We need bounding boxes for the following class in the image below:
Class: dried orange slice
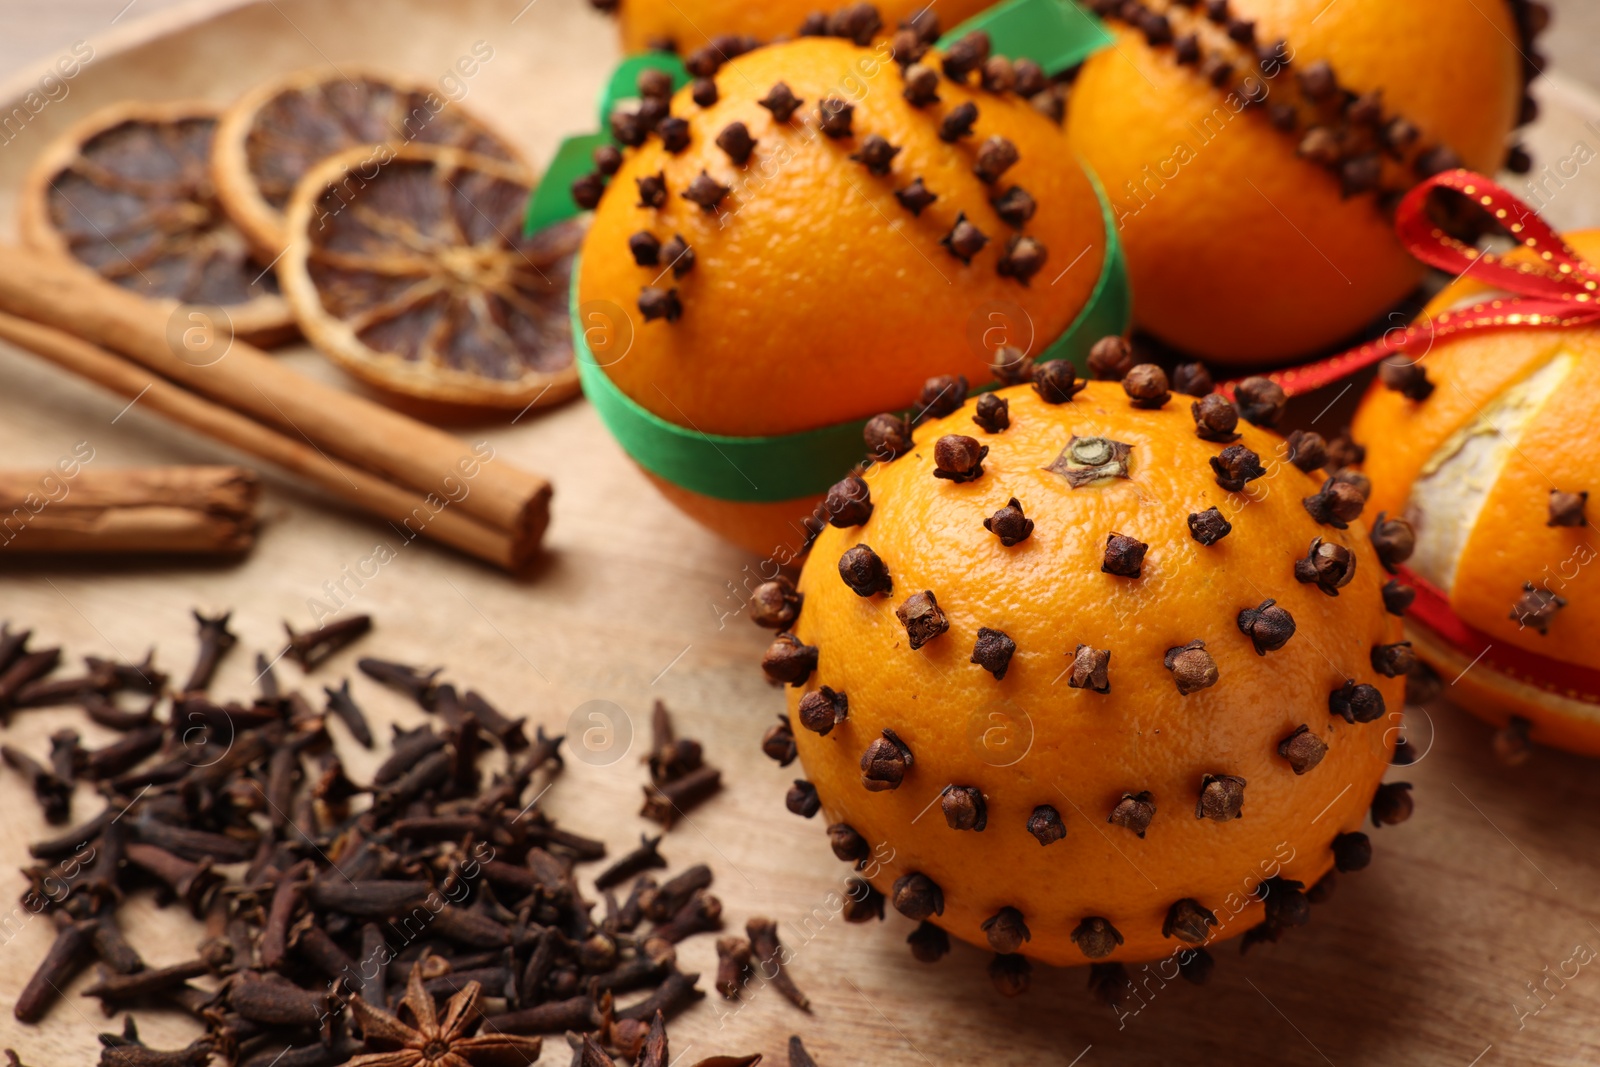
[17,100,294,345]
[277,143,582,411]
[214,67,521,262]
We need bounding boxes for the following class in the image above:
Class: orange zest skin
[1067,0,1521,363]
[612,0,999,54]
[1353,230,1600,752]
[790,382,1400,965]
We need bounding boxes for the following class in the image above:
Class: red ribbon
[1247,169,1600,397]
[1400,567,1600,707]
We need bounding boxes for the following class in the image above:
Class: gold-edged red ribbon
[1254,169,1600,398]
[1402,568,1600,706]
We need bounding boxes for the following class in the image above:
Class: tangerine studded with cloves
[771,379,1406,972]
[575,31,1111,557]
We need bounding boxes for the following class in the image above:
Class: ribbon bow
[1267,169,1600,398]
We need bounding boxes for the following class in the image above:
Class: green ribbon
[938,0,1114,75]
[531,0,1125,503]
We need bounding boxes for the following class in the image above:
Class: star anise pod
[346,953,543,1066]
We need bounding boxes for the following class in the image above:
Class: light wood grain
[2,2,1600,1066]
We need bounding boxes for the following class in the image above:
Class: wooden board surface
[3,2,1600,1064]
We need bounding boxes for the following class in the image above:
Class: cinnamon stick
[0,466,258,554]
[0,312,527,570]
[0,247,549,548]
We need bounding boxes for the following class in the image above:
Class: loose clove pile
[0,610,808,1067]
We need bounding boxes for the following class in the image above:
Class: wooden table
[2,2,1600,1065]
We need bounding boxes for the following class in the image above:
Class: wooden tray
[2,3,1600,1064]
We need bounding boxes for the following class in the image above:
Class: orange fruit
[18,100,295,346]
[577,35,1109,557]
[1352,229,1600,756]
[214,67,521,263]
[602,0,999,55]
[278,145,582,412]
[760,378,1406,978]
[1067,0,1529,363]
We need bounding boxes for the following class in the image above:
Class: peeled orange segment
[278,144,582,411]
[214,68,521,261]
[17,100,294,344]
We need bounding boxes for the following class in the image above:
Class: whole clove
[1032,360,1084,404]
[1369,512,1416,572]
[680,171,730,213]
[281,614,370,671]
[751,578,803,629]
[827,822,869,864]
[1303,477,1367,529]
[16,913,97,1022]
[932,434,987,482]
[1329,680,1386,724]
[321,679,372,748]
[1192,393,1240,441]
[864,412,915,459]
[797,686,848,736]
[937,783,986,831]
[973,136,1019,184]
[3,743,73,824]
[1086,335,1133,380]
[761,632,818,686]
[1278,725,1328,775]
[1234,377,1286,428]
[816,98,854,138]
[1237,599,1296,655]
[840,878,885,923]
[991,185,1036,228]
[1071,916,1124,960]
[996,235,1048,284]
[356,656,438,704]
[1371,782,1414,826]
[1188,507,1232,546]
[1165,641,1219,694]
[747,916,810,1011]
[902,63,941,106]
[1296,536,1356,595]
[1122,363,1171,408]
[181,611,235,694]
[716,936,753,998]
[761,717,798,766]
[942,30,991,81]
[940,213,989,263]
[972,392,1010,433]
[969,628,1015,680]
[894,592,947,650]
[1211,444,1268,492]
[1172,361,1214,396]
[641,765,723,826]
[859,729,913,791]
[596,834,669,890]
[984,498,1033,545]
[1108,791,1156,838]
[1102,533,1149,578]
[1380,358,1435,401]
[759,82,803,121]
[1549,490,1588,528]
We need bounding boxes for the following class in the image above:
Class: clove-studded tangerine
[769,379,1406,976]
[1066,0,1534,363]
[1353,227,1600,757]
[600,0,998,55]
[577,33,1110,556]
